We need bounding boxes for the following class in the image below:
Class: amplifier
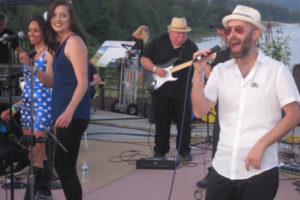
[136,158,178,170]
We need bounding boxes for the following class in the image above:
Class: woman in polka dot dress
[2,15,54,199]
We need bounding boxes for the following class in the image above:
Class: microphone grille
[3,33,9,38]
[2,34,9,44]
[18,31,26,39]
[219,40,227,51]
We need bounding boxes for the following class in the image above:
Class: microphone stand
[27,49,37,200]
[26,49,67,200]
[34,117,68,153]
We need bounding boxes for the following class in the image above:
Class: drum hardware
[1,40,25,200]
[0,65,22,96]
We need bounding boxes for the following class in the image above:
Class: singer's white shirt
[204,50,300,180]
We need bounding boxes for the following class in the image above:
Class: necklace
[34,45,47,60]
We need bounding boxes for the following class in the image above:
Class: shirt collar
[225,48,266,69]
[257,49,267,65]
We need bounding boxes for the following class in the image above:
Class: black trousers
[152,95,191,155]
[54,119,89,200]
[206,167,279,200]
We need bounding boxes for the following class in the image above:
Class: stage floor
[1,110,300,200]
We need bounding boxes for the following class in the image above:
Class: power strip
[136,158,178,170]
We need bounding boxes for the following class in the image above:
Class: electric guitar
[144,58,193,92]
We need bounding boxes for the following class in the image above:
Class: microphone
[0,31,26,42]
[27,49,37,59]
[194,41,227,62]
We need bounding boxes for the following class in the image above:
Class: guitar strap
[176,42,185,64]
[144,42,187,93]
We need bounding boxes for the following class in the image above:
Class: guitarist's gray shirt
[143,33,198,101]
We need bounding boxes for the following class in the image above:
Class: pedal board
[136,158,178,170]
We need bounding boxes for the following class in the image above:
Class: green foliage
[0,0,298,57]
[258,28,291,66]
[235,0,290,22]
[211,0,235,10]
[0,5,48,32]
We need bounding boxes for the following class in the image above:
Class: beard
[229,31,253,59]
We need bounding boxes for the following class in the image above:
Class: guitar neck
[169,60,193,73]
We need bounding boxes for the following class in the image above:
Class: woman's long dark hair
[46,0,86,54]
[28,15,47,50]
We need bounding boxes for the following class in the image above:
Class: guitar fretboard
[169,60,193,73]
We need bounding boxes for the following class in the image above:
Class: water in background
[197,23,300,66]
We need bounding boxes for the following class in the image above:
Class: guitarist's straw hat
[167,17,191,32]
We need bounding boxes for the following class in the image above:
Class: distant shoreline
[192,22,299,43]
[262,21,300,27]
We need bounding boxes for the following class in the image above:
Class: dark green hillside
[1,0,299,55]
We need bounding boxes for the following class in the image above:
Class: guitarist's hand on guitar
[155,67,167,77]
[193,49,213,74]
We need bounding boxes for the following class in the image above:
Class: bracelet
[11,106,16,114]
[133,49,138,55]
[152,66,157,73]
[11,103,21,114]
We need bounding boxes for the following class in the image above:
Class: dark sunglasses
[225,25,245,36]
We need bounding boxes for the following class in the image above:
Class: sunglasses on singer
[225,25,245,36]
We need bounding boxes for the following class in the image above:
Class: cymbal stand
[6,40,15,200]
[2,40,30,200]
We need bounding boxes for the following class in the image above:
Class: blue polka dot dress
[21,51,52,132]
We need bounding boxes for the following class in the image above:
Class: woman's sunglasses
[225,25,245,36]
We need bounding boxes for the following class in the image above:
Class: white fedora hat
[222,5,266,32]
[167,17,191,32]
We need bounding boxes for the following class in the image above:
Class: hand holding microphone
[193,41,227,62]
[20,49,37,75]
[19,52,30,65]
[193,41,226,73]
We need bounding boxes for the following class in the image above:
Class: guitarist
[140,17,198,161]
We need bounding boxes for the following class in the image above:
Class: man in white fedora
[141,17,198,161]
[192,5,300,200]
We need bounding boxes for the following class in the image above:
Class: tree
[259,28,291,66]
